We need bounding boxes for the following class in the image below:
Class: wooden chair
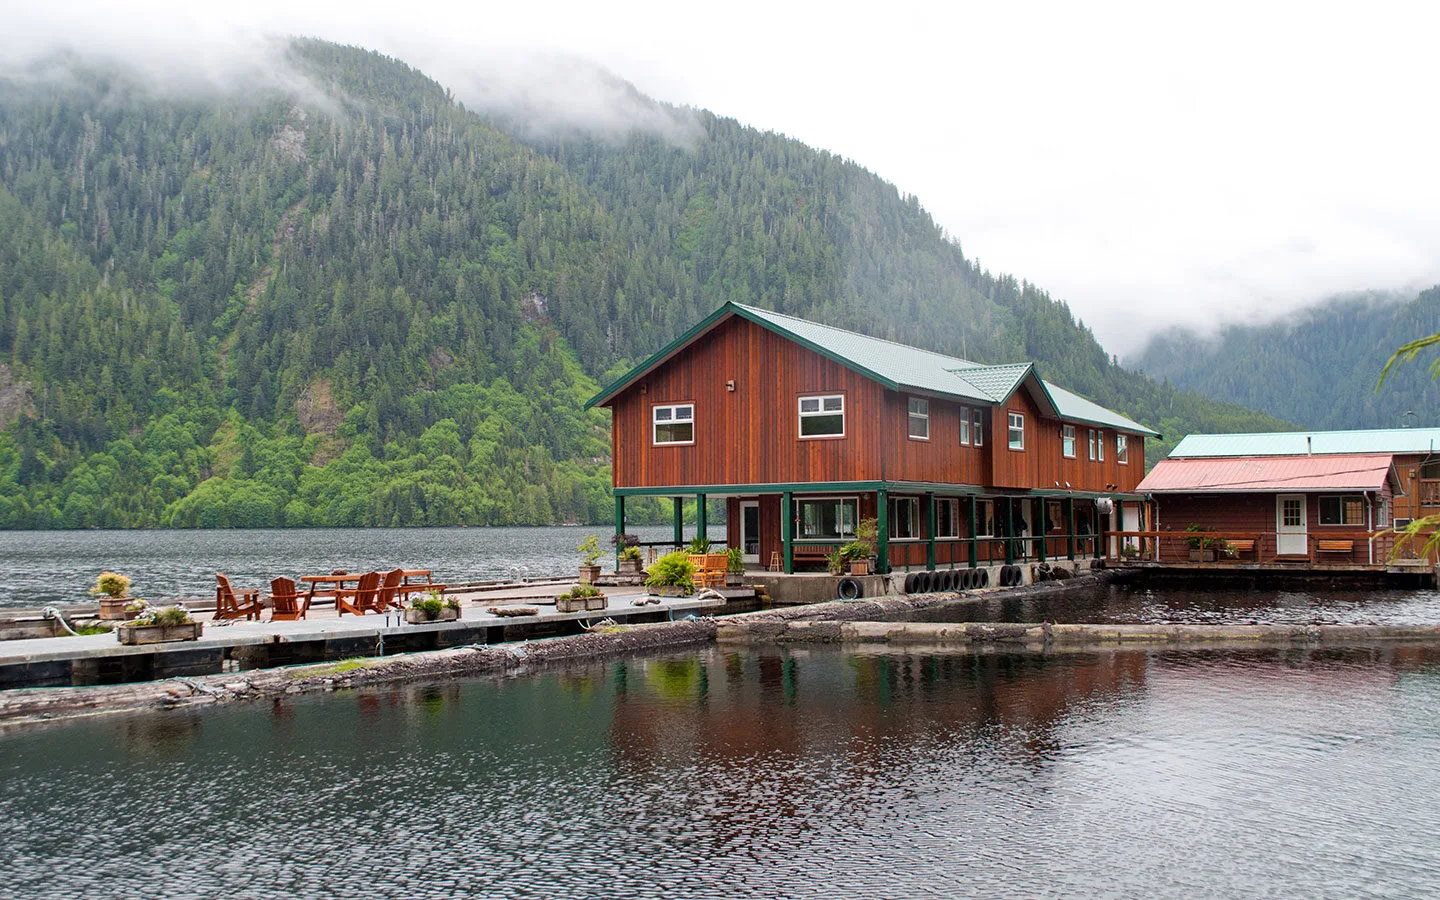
[374,568,407,611]
[268,576,310,621]
[335,571,382,616]
[215,573,262,621]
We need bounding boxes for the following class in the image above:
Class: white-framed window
[888,495,920,539]
[1098,429,1105,461]
[797,497,858,539]
[1116,433,1128,464]
[975,499,994,536]
[1088,429,1098,461]
[1318,495,1364,526]
[653,403,694,445]
[798,394,845,438]
[1062,424,1076,458]
[972,409,983,447]
[1007,412,1025,450]
[936,498,960,538]
[959,406,970,445]
[908,398,930,440]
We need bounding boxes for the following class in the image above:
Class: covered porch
[613,482,1144,574]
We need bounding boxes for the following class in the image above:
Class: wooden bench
[1228,539,1256,559]
[1316,539,1354,556]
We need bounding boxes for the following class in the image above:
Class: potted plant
[850,517,879,575]
[577,535,603,584]
[841,541,870,575]
[612,533,643,574]
[555,582,608,613]
[686,535,712,554]
[826,548,846,576]
[1184,524,1216,562]
[724,547,744,587]
[116,604,202,645]
[617,544,644,575]
[645,551,697,597]
[405,590,461,623]
[91,572,133,620]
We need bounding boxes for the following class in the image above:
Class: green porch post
[614,494,626,570]
[925,492,937,571]
[1095,500,1106,559]
[696,493,707,545]
[1036,499,1046,563]
[876,488,890,574]
[967,498,979,568]
[1004,499,1015,565]
[672,497,684,549]
[781,491,794,574]
[1066,497,1076,561]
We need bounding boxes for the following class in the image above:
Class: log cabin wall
[609,316,887,489]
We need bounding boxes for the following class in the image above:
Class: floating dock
[0,589,731,690]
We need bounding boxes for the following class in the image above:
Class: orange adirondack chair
[268,576,310,621]
[374,568,407,612]
[215,573,262,621]
[335,571,381,616]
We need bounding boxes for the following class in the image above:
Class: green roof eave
[584,302,901,410]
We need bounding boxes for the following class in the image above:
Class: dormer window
[653,404,694,445]
[1062,425,1076,458]
[1116,434,1128,464]
[1007,412,1025,450]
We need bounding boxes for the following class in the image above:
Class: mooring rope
[41,606,81,637]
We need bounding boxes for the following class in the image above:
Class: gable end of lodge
[586,302,1159,574]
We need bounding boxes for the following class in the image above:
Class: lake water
[0,526,725,609]
[2,645,1439,899]
[907,578,1440,627]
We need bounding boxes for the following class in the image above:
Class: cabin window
[1319,495,1364,526]
[936,498,959,538]
[798,497,857,539]
[888,496,920,539]
[958,407,970,445]
[652,404,694,445]
[1097,430,1105,462]
[972,410,983,447]
[908,398,930,440]
[1116,434,1129,464]
[1007,412,1025,450]
[798,394,845,438]
[976,500,995,537]
[1088,429,1098,461]
[1062,425,1076,458]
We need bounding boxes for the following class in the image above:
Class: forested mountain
[1131,287,1440,431]
[0,39,1286,528]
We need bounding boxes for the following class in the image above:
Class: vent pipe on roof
[1306,435,1312,456]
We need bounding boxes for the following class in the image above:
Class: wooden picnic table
[300,570,438,604]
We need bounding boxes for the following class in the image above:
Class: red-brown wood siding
[607,313,1147,494]
[1154,492,1382,564]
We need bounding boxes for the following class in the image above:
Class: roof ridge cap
[736,303,980,366]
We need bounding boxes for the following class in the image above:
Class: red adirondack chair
[268,576,310,621]
[215,573,262,621]
[335,571,382,616]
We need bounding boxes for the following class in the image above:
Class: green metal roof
[586,301,1160,437]
[1171,428,1440,458]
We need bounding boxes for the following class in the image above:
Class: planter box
[556,594,608,613]
[116,622,203,645]
[848,560,871,576]
[617,558,643,576]
[405,607,461,624]
[98,597,131,621]
[724,573,744,587]
[578,564,601,585]
[1187,549,1216,562]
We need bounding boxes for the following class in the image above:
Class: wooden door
[1276,494,1307,556]
[740,501,761,564]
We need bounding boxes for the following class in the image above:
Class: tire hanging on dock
[836,577,863,601]
[979,568,990,588]
[903,572,919,594]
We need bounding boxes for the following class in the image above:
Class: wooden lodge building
[586,302,1159,573]
[1136,428,1440,565]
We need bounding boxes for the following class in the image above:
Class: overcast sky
[8,0,1440,355]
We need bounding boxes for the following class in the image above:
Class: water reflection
[3,646,1440,898]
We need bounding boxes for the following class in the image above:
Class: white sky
[7,0,1440,354]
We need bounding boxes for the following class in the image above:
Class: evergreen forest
[0,40,1291,528]
[1132,287,1440,432]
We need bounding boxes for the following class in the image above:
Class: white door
[1276,495,1307,556]
[740,501,761,565]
